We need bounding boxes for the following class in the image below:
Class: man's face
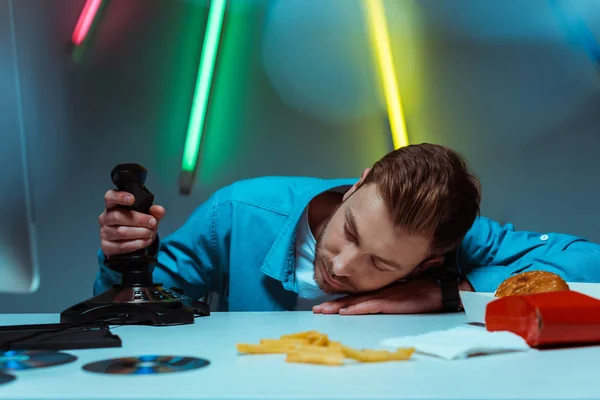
[313,183,434,294]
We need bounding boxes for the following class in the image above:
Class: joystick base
[60,284,210,326]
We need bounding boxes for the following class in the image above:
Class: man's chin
[314,276,333,294]
[317,283,339,295]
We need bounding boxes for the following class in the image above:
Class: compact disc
[82,355,210,375]
[0,373,16,385]
[0,350,77,371]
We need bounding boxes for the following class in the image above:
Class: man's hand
[312,279,446,315]
[99,190,166,257]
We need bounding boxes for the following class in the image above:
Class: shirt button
[540,234,549,241]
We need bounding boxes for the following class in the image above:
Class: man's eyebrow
[347,207,402,270]
[346,207,360,241]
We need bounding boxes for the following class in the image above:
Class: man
[95,143,600,313]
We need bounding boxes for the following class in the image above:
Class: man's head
[313,143,481,294]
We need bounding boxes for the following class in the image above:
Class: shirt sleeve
[93,192,230,301]
[458,217,600,292]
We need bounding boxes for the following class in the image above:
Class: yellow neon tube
[362,0,409,149]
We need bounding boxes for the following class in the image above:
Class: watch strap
[436,275,462,312]
[436,248,463,312]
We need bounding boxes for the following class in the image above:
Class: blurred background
[1,0,599,313]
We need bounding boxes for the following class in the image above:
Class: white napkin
[379,326,532,360]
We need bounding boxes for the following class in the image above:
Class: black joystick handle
[111,163,154,214]
[105,163,157,282]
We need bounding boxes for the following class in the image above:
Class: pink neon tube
[71,0,103,46]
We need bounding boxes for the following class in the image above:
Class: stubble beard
[313,206,352,295]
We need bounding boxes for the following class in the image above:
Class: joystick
[60,164,210,326]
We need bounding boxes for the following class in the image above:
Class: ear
[343,167,371,201]
[407,256,445,278]
[421,256,445,271]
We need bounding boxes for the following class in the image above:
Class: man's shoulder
[214,176,357,215]
[462,215,591,248]
[466,216,500,233]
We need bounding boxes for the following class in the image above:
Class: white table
[0,312,597,400]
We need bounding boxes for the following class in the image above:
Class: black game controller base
[60,283,210,326]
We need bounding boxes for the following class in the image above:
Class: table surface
[0,312,597,400]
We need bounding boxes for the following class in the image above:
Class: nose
[331,246,361,277]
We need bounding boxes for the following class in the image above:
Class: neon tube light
[181,0,227,176]
[72,0,104,46]
[362,0,409,149]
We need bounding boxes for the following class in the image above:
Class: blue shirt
[94,176,600,311]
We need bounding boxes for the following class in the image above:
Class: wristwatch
[436,275,463,312]
[435,249,463,312]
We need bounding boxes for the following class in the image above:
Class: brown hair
[362,143,481,255]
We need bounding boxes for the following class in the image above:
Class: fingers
[313,295,371,314]
[98,210,158,256]
[314,297,400,315]
[149,205,166,221]
[313,294,409,315]
[104,190,134,209]
[101,208,157,228]
[338,299,384,315]
[100,223,156,257]
[99,192,166,258]
[340,298,421,315]
[312,299,341,314]
[102,238,155,257]
[312,298,345,314]
[104,191,166,221]
[100,225,154,242]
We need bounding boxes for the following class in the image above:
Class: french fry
[342,345,415,362]
[286,351,344,366]
[236,342,297,354]
[292,344,344,355]
[340,345,366,361]
[311,334,329,347]
[362,348,415,361]
[326,341,343,351]
[260,338,309,346]
[237,330,415,365]
[279,330,320,339]
[280,330,329,346]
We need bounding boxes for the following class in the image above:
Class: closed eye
[371,256,389,272]
[344,224,357,243]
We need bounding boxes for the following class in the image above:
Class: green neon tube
[181,0,227,173]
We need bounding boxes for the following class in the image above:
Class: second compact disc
[82,355,210,375]
[0,350,77,371]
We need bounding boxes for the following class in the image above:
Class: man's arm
[459,217,600,292]
[94,193,231,301]
[314,218,600,315]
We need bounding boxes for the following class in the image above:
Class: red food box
[485,290,600,347]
